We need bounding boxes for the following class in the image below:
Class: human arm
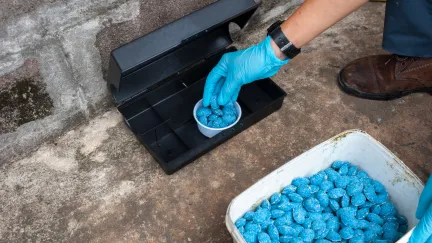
[203,0,369,106]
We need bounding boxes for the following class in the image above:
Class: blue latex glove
[202,36,289,107]
[409,176,432,243]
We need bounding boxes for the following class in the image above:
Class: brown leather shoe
[338,55,432,100]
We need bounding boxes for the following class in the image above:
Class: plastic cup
[193,99,242,138]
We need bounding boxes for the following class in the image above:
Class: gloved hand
[203,36,289,107]
[409,176,432,243]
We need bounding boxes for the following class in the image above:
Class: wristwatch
[267,20,301,59]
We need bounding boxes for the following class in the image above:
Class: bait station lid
[107,0,287,174]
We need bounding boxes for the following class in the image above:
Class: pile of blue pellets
[235,161,408,243]
[196,82,238,128]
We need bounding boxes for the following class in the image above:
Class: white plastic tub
[226,130,424,243]
[193,99,242,138]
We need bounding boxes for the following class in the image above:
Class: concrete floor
[0,0,431,242]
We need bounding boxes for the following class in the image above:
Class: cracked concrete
[0,0,431,242]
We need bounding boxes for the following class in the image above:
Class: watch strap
[269,26,301,59]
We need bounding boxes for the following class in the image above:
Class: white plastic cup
[193,99,242,138]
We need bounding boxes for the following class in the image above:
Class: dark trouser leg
[383,0,432,58]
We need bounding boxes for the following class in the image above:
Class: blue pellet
[267,224,279,240]
[332,161,346,169]
[367,213,384,225]
[244,211,255,220]
[222,106,235,115]
[346,181,364,196]
[368,222,383,234]
[196,107,212,117]
[323,207,332,213]
[382,215,398,222]
[382,221,399,232]
[364,230,378,242]
[311,171,327,185]
[279,195,290,204]
[281,185,297,194]
[208,114,218,121]
[310,185,320,193]
[339,163,349,176]
[357,219,370,229]
[397,215,407,225]
[279,236,292,243]
[328,188,346,199]
[325,168,341,182]
[341,214,358,228]
[270,193,282,205]
[257,232,271,243]
[212,108,223,116]
[348,165,359,176]
[253,209,271,224]
[212,117,223,128]
[236,218,247,228]
[351,193,367,207]
[308,212,323,221]
[293,207,307,224]
[222,114,236,124]
[399,224,408,234]
[303,218,313,229]
[341,194,350,208]
[320,181,335,192]
[277,225,297,236]
[239,226,245,234]
[376,192,389,204]
[300,229,315,242]
[360,177,373,185]
[291,237,305,243]
[245,222,262,233]
[243,231,258,243]
[372,180,386,193]
[315,228,329,240]
[327,217,340,231]
[380,202,397,216]
[354,229,364,237]
[340,226,355,240]
[356,208,369,219]
[335,176,351,189]
[297,185,313,198]
[197,115,208,126]
[329,199,340,212]
[326,230,342,241]
[359,201,374,209]
[312,219,326,231]
[260,219,274,231]
[278,202,299,211]
[271,209,285,219]
[315,240,331,243]
[288,193,304,203]
[292,224,305,236]
[292,178,310,187]
[357,170,369,179]
[322,213,333,221]
[304,197,321,213]
[274,213,293,226]
[261,200,271,210]
[349,237,365,243]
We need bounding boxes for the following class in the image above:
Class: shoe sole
[338,71,432,100]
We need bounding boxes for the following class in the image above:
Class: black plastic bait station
[107,0,287,174]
